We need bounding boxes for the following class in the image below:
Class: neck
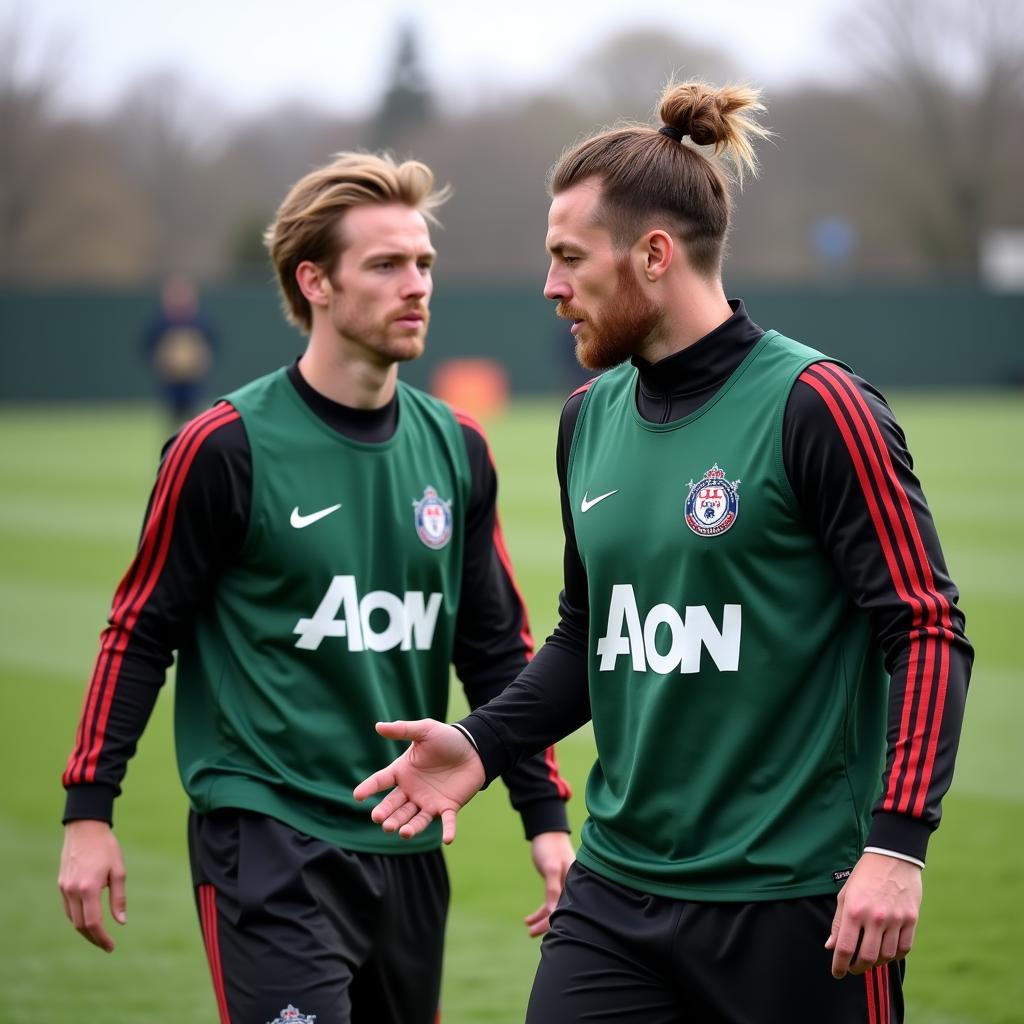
[298,327,398,409]
[638,277,732,365]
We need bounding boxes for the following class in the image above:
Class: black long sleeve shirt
[64,362,571,839]
[460,301,972,865]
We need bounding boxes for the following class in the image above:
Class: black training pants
[526,863,904,1024]
[189,809,447,1024]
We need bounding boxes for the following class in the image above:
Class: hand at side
[524,830,575,937]
[825,851,922,978]
[58,820,127,953]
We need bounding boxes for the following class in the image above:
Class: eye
[417,260,433,272]
[563,255,580,265]
[374,260,394,272]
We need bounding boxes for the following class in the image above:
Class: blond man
[59,153,574,1024]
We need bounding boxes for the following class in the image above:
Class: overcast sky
[6,0,862,118]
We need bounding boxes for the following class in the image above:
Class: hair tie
[659,124,684,142]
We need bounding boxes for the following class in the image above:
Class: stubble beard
[337,306,430,366]
[560,257,663,371]
[380,319,429,364]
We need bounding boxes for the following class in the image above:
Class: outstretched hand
[354,719,486,843]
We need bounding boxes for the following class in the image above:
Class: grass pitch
[0,394,1020,1023]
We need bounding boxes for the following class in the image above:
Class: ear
[638,229,674,282]
[295,260,331,311]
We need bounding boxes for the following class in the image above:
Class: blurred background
[2,0,1023,398]
[1,1,1021,1022]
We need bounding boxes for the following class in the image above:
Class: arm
[59,404,250,951]
[356,393,594,850]
[451,412,574,934]
[785,364,973,977]
[454,389,593,782]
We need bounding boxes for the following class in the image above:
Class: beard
[558,257,663,371]
[334,304,430,365]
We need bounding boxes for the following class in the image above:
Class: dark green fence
[2,283,1021,402]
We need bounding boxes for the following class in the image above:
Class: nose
[544,264,570,303]
[401,265,430,302]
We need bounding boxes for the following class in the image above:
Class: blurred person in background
[143,275,219,427]
[59,152,574,1024]
[356,81,973,1024]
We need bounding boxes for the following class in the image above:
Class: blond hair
[265,152,450,332]
[548,81,771,274]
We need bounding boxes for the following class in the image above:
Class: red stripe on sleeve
[64,405,240,785]
[799,366,953,816]
[452,409,534,656]
[809,364,954,815]
[199,885,232,1024]
[568,377,598,400]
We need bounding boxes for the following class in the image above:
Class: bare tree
[107,70,227,276]
[839,0,1024,277]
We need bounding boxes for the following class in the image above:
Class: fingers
[524,904,547,927]
[829,910,918,978]
[543,872,562,909]
[374,719,432,741]
[897,920,917,962]
[828,852,922,978]
[74,887,115,953]
[369,786,409,824]
[377,801,421,835]
[824,895,841,952]
[876,929,900,965]
[828,910,862,979]
[524,902,552,938]
[525,876,561,938]
[399,809,438,841]
[109,863,127,926]
[60,871,114,952]
[850,922,881,975]
[440,808,458,845]
[353,767,397,803]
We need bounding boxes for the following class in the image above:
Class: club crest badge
[413,486,453,549]
[266,1006,316,1024]
[684,464,740,537]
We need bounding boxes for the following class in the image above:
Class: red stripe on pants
[199,884,232,1024]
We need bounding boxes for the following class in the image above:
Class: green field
[1,395,1021,1023]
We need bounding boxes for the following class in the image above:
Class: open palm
[354,719,486,842]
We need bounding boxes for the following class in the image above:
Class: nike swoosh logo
[290,503,342,529]
[580,489,618,513]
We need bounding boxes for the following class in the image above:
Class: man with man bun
[58,152,574,1024]
[356,82,972,1022]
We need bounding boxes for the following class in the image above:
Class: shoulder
[790,363,899,433]
[159,402,250,477]
[443,406,492,467]
[222,367,290,415]
[559,375,601,443]
[786,363,909,472]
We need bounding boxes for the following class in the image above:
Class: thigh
[526,863,684,1024]
[676,896,905,1024]
[189,810,379,1024]
[349,850,449,1024]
